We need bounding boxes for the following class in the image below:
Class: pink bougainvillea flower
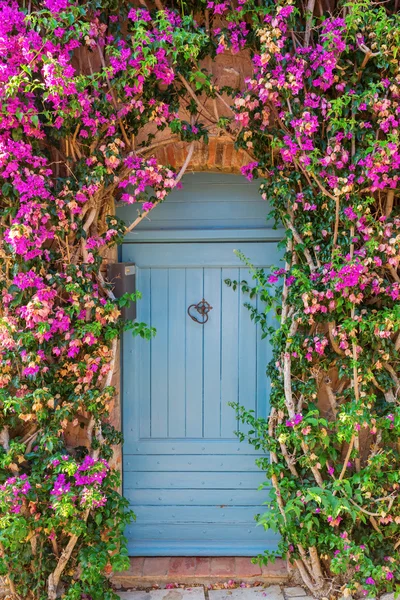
[286,414,303,427]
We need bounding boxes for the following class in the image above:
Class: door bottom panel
[127,540,279,557]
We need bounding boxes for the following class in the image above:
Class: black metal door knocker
[187,298,213,324]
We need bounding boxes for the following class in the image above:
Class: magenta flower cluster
[49,455,110,511]
[0,474,31,514]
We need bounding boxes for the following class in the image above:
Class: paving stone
[284,588,307,598]
[381,595,394,600]
[209,585,284,600]
[259,586,285,599]
[119,593,149,600]
[118,588,206,600]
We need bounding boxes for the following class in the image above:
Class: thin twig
[283,320,299,418]
[385,190,395,217]
[332,195,340,251]
[395,332,400,352]
[124,142,194,235]
[83,208,97,233]
[383,362,400,390]
[215,91,235,116]
[103,338,118,390]
[47,508,91,600]
[174,141,195,185]
[348,498,383,518]
[388,265,400,283]
[304,0,316,46]
[286,220,317,272]
[369,516,382,534]
[96,43,131,149]
[177,74,216,123]
[327,322,345,356]
[301,440,324,486]
[325,383,337,419]
[336,435,355,484]
[0,427,10,451]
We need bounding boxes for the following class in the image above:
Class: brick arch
[152,137,251,174]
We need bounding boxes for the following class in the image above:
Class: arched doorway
[118,172,281,556]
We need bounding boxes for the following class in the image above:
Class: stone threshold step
[113,557,289,588]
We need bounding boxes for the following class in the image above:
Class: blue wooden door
[121,241,280,556]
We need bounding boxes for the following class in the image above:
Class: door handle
[187,298,213,324]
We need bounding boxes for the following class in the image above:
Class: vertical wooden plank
[203,268,222,438]
[220,268,239,438]
[122,267,142,448]
[150,269,169,438]
[138,268,151,439]
[185,268,204,438]
[256,289,271,420]
[168,268,186,438]
[238,267,257,434]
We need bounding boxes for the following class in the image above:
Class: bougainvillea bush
[0,0,399,598]
[232,2,400,597]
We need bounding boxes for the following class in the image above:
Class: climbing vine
[0,0,399,598]
[232,3,400,597]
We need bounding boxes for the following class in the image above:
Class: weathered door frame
[119,173,283,556]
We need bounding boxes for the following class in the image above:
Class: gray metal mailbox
[107,262,136,321]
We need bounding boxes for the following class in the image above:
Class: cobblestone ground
[113,558,394,600]
[117,585,397,600]
[118,585,314,600]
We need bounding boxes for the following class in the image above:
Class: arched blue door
[119,173,281,556]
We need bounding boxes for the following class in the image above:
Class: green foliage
[229,2,400,595]
[0,0,400,597]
